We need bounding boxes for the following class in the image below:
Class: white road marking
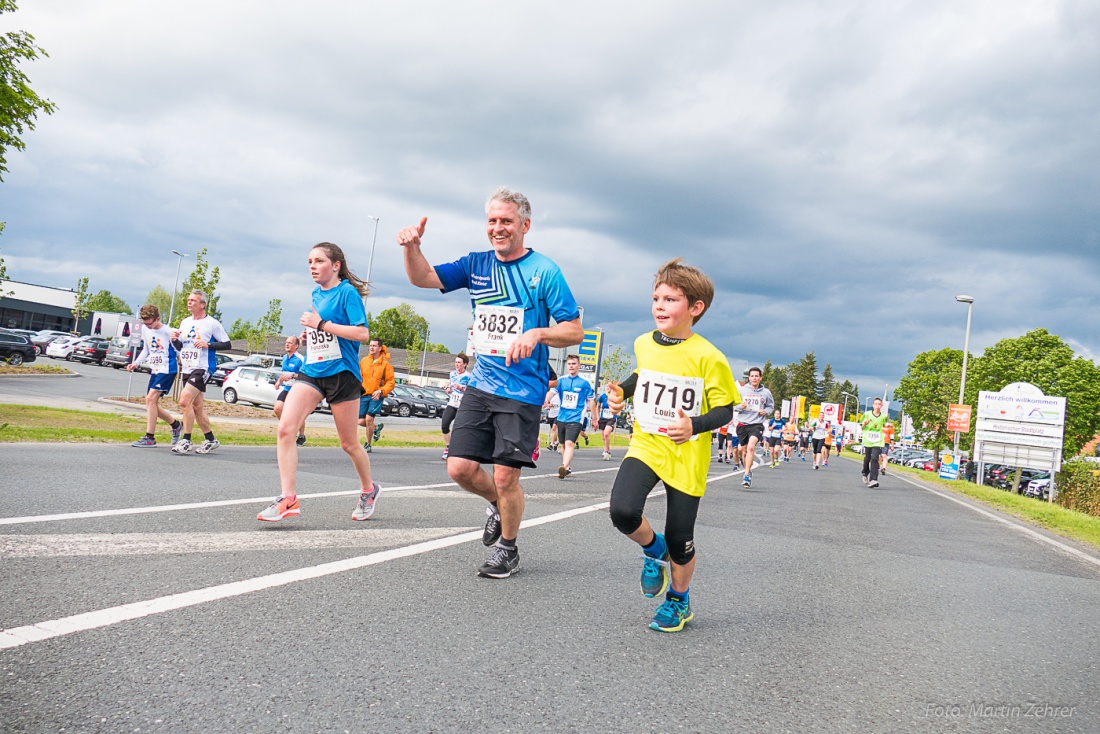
[0,468,620,527]
[0,468,735,649]
[892,473,1100,570]
[1,528,473,558]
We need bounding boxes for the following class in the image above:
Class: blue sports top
[555,374,594,423]
[302,279,368,381]
[435,249,580,406]
[280,352,304,392]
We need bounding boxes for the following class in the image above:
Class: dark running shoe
[482,506,502,546]
[477,544,519,579]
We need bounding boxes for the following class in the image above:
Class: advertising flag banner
[809,404,821,420]
[947,404,972,433]
[820,402,840,423]
[782,399,791,419]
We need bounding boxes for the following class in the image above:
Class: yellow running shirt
[625,332,740,497]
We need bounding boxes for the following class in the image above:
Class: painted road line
[893,473,1100,571]
[0,468,622,527]
[1,528,474,558]
[0,469,737,649]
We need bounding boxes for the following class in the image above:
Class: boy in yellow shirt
[608,258,740,632]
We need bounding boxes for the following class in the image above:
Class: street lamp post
[419,325,429,382]
[841,392,855,422]
[168,250,189,326]
[954,295,975,457]
[366,216,380,284]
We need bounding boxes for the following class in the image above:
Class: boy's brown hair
[138,304,161,322]
[654,258,714,324]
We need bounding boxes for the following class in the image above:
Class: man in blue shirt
[274,335,307,446]
[553,354,595,479]
[399,187,583,579]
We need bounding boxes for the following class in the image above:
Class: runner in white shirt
[127,304,183,448]
[171,290,231,455]
[544,389,561,451]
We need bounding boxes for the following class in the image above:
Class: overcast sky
[3,0,1098,396]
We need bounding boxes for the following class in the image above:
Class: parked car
[0,332,37,366]
[995,467,1048,493]
[70,339,111,365]
[381,384,441,418]
[2,328,39,341]
[221,366,329,411]
[45,335,82,360]
[30,330,71,355]
[211,354,279,385]
[105,336,141,368]
[1024,473,1053,500]
[222,367,282,408]
[407,385,448,416]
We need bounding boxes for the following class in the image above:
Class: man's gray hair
[486,187,532,222]
[190,289,209,305]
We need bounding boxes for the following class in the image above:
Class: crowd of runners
[121,186,889,634]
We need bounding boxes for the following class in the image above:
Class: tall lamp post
[365,216,380,283]
[841,391,856,422]
[954,295,975,456]
[167,250,189,326]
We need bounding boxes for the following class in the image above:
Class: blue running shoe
[640,552,670,598]
[170,422,182,446]
[649,595,693,632]
[131,436,156,447]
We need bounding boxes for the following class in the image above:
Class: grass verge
[0,364,74,375]
[0,404,634,451]
[841,448,1100,551]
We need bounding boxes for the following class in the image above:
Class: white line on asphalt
[0,467,621,526]
[0,468,736,649]
[893,473,1100,570]
[1,528,475,558]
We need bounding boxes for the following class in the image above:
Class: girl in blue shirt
[258,242,381,523]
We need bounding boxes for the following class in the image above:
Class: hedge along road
[1,442,1098,733]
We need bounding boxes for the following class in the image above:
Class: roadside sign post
[974,383,1066,502]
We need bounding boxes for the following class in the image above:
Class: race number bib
[864,430,882,444]
[601,408,614,420]
[472,305,523,357]
[306,327,341,365]
[742,393,764,413]
[561,392,579,410]
[448,389,463,408]
[146,350,168,375]
[179,347,202,373]
[634,369,704,440]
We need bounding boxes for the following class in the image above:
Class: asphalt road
[2,437,1098,733]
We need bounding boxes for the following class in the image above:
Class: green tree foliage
[763,363,790,406]
[84,289,131,314]
[834,380,859,419]
[893,348,963,454]
[143,285,174,323]
[968,329,1100,458]
[179,248,221,321]
[787,352,819,403]
[70,277,89,326]
[227,299,284,354]
[369,303,428,350]
[819,363,837,403]
[0,0,58,182]
[600,344,634,384]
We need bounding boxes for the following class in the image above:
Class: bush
[1056,459,1100,517]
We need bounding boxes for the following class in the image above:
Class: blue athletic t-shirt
[435,249,580,406]
[280,352,304,392]
[302,279,368,380]
[555,374,594,423]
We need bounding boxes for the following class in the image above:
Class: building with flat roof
[0,280,77,332]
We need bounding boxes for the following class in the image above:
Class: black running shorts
[297,371,364,406]
[449,387,541,469]
[736,423,764,445]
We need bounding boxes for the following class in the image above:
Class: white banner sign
[977,390,1066,426]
